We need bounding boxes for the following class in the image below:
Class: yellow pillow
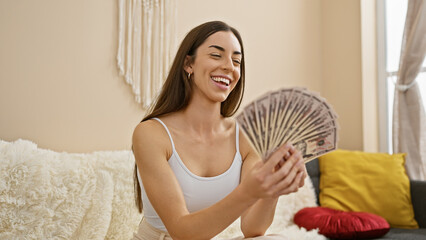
[319,149,418,229]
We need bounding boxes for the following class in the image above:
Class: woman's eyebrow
[209,45,242,55]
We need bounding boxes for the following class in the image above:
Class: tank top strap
[152,118,176,150]
[235,121,240,154]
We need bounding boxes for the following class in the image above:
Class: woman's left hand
[275,145,307,189]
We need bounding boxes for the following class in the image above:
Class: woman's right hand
[240,143,305,200]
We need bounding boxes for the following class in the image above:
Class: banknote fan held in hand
[236,87,339,162]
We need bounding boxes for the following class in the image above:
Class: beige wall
[0,0,143,153]
[321,0,364,150]
[0,0,369,153]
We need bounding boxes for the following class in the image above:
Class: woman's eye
[233,59,241,65]
[210,53,221,58]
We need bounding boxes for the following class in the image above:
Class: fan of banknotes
[236,87,339,163]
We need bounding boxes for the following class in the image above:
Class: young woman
[132,21,307,240]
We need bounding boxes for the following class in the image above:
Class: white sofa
[0,139,325,240]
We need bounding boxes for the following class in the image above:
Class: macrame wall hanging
[117,0,176,108]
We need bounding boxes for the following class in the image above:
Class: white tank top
[137,118,243,232]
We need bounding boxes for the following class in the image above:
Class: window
[378,0,426,153]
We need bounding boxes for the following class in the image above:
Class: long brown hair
[134,21,246,213]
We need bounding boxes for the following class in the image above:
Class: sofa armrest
[411,180,426,228]
[306,159,320,205]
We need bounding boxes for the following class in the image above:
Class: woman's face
[186,31,242,103]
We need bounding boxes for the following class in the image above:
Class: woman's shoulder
[132,118,171,148]
[133,118,162,135]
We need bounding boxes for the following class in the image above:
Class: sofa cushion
[379,228,426,239]
[319,149,418,229]
[294,206,390,239]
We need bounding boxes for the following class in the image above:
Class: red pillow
[294,207,390,239]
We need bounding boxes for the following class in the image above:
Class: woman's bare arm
[238,131,306,237]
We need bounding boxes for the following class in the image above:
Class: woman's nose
[222,57,234,72]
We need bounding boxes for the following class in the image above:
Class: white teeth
[211,77,230,86]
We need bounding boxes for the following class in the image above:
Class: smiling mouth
[211,76,230,86]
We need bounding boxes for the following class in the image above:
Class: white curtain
[392,0,426,180]
[117,0,176,108]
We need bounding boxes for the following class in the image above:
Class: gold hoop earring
[188,72,191,80]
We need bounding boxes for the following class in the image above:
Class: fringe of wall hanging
[117,0,176,108]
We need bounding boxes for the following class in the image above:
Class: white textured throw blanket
[0,139,141,239]
[0,139,325,240]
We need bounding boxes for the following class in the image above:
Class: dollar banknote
[236,87,339,162]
